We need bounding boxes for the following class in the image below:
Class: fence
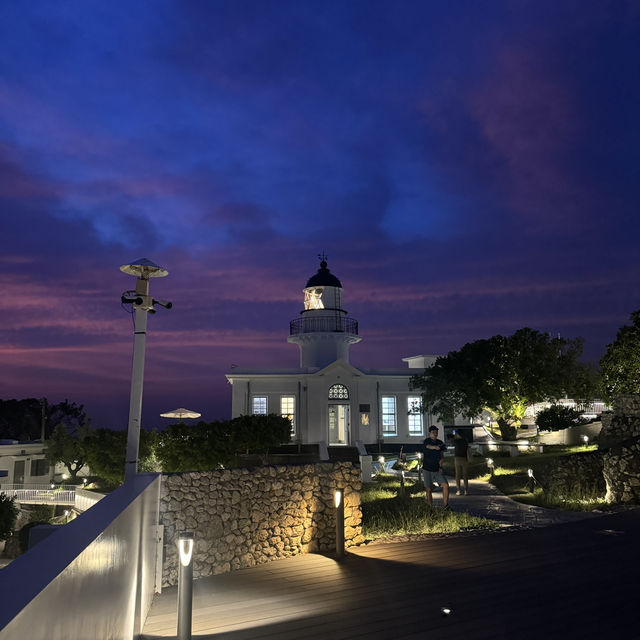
[0,484,104,511]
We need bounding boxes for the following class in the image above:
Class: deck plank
[142,509,640,639]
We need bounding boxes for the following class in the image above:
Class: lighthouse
[287,257,361,369]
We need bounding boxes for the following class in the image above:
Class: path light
[120,258,172,482]
[527,468,537,493]
[335,488,345,560]
[176,532,194,640]
[582,435,589,444]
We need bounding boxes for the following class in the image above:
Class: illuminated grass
[362,495,499,538]
[481,447,607,511]
[362,476,500,538]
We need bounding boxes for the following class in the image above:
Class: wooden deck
[142,509,640,639]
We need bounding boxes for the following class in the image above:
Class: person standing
[452,430,470,495]
[422,425,449,508]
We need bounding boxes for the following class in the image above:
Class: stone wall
[540,451,605,500]
[159,462,363,587]
[600,395,640,503]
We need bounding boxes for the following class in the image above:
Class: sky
[1,1,639,429]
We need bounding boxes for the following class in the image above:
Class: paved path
[430,478,604,527]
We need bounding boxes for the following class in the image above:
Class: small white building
[0,440,52,485]
[226,259,445,448]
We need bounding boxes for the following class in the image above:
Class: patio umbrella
[160,408,202,420]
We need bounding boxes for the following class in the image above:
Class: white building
[226,259,444,448]
[0,440,52,485]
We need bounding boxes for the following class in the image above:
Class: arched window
[328,384,349,400]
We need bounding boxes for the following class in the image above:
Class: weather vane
[318,251,328,264]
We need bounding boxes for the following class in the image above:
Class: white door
[328,404,350,445]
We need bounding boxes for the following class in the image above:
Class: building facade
[226,259,444,447]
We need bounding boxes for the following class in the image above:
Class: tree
[600,310,640,402]
[536,405,587,432]
[45,424,89,481]
[411,328,598,441]
[0,398,88,441]
[0,494,19,542]
[154,415,292,472]
[83,428,157,486]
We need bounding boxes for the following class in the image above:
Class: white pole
[124,277,150,483]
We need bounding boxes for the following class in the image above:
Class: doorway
[13,460,25,484]
[328,404,350,445]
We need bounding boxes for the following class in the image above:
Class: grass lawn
[361,474,500,539]
[452,444,607,511]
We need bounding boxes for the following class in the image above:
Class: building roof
[305,260,342,288]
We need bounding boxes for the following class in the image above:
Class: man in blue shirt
[422,425,449,508]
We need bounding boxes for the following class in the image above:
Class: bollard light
[176,533,194,640]
[527,468,534,478]
[334,488,345,560]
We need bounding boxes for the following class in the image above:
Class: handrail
[290,316,358,335]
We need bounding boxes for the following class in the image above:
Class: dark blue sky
[1,1,639,428]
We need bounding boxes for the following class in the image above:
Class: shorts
[423,469,448,488]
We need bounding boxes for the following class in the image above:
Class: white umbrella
[160,407,202,420]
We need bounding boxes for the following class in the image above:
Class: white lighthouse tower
[287,256,361,369]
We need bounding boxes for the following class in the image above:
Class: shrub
[536,405,587,431]
[0,494,18,541]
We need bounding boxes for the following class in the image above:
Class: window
[252,396,267,414]
[281,396,295,435]
[304,287,325,310]
[381,396,397,435]
[328,384,349,400]
[407,396,423,435]
[30,458,48,477]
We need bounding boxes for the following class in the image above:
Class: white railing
[0,484,76,506]
[0,483,105,511]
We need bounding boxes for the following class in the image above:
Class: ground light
[120,258,172,482]
[177,532,194,640]
[335,488,345,560]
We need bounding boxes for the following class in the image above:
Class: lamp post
[176,532,194,640]
[120,258,172,483]
[334,488,345,560]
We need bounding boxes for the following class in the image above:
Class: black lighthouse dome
[305,259,342,288]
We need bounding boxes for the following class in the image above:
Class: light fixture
[527,468,534,478]
[176,532,194,640]
[178,534,194,567]
[582,435,589,444]
[121,258,171,483]
[335,488,345,560]
[441,607,452,616]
